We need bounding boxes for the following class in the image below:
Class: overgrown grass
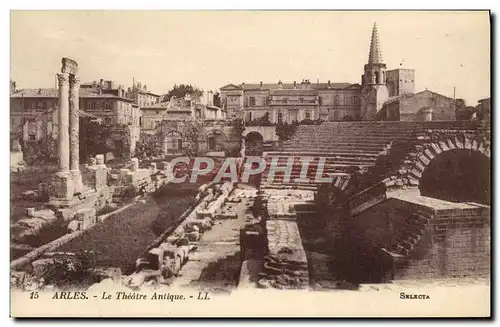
[10,166,57,223]
[58,185,197,274]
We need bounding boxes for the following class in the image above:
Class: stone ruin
[123,181,235,289]
[10,138,25,172]
[11,58,114,244]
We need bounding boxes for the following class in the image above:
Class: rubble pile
[10,250,121,291]
[258,251,309,289]
[253,189,311,290]
[257,219,309,290]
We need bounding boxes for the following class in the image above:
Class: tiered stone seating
[260,120,489,191]
[260,122,416,190]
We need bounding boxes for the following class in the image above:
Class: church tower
[361,22,389,120]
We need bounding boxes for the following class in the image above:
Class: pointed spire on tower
[368,22,384,64]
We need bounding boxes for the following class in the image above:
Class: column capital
[69,74,80,86]
[57,73,70,87]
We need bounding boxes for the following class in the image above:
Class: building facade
[379,90,459,121]
[220,80,363,123]
[126,80,161,107]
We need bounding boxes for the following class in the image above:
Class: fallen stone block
[21,190,39,201]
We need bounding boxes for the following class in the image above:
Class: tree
[79,117,114,161]
[177,116,202,156]
[455,106,476,121]
[246,112,273,126]
[164,84,203,101]
[275,121,299,142]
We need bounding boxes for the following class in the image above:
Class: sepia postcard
[9,10,491,318]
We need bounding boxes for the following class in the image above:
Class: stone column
[240,137,246,157]
[57,73,70,172]
[69,75,82,191]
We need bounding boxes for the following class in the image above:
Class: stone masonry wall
[396,204,490,279]
[352,195,490,280]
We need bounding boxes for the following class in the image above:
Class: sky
[10,10,490,105]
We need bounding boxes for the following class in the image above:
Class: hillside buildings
[219,23,462,124]
[10,79,141,160]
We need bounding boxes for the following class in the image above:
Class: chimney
[100,79,104,89]
[293,81,297,89]
[328,80,331,89]
[278,80,283,89]
[260,81,263,89]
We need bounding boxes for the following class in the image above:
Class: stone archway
[419,149,490,205]
[244,131,264,156]
[205,129,228,152]
[385,133,491,203]
[163,130,183,155]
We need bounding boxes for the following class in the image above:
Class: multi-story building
[10,79,140,159]
[219,22,463,123]
[139,93,226,134]
[126,80,161,107]
[220,79,362,123]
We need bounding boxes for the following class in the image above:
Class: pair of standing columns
[57,73,80,183]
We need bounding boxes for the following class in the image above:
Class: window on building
[156,110,160,115]
[305,111,311,120]
[277,111,283,123]
[299,98,304,103]
[248,112,253,121]
[29,135,36,141]
[23,101,29,110]
[249,97,255,106]
[87,101,96,110]
[334,95,341,106]
[105,117,112,125]
[266,97,271,105]
[104,102,111,110]
[208,137,216,150]
[283,98,288,104]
